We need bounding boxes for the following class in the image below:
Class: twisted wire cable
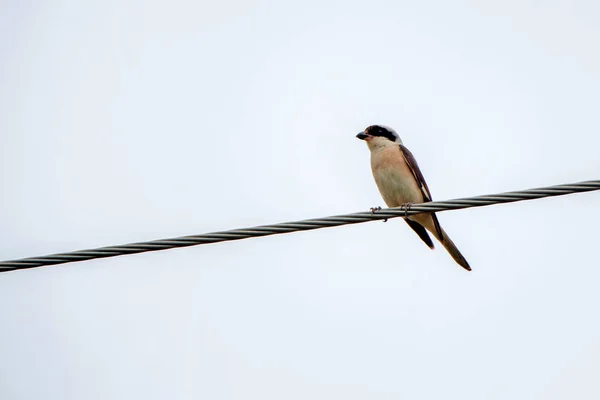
[1,180,599,273]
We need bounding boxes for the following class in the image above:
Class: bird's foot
[400,202,413,218]
[370,206,387,222]
[370,206,382,214]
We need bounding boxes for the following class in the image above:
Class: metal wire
[1,180,599,273]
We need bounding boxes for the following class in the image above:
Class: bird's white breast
[370,146,424,208]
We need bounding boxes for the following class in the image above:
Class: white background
[1,1,600,399]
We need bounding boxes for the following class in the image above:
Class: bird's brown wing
[399,144,443,240]
[404,218,435,249]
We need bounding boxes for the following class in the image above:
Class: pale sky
[1,1,600,399]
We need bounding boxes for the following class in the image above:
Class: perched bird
[356,125,471,271]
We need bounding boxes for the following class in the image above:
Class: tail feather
[438,228,471,271]
[410,214,471,271]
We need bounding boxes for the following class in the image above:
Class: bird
[356,125,471,271]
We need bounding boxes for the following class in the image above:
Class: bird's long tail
[437,228,471,271]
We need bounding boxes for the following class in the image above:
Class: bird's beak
[356,132,369,140]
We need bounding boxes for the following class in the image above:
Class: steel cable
[1,180,598,273]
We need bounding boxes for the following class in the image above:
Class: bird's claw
[400,202,413,218]
[370,206,387,222]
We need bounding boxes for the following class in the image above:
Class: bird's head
[356,125,402,149]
